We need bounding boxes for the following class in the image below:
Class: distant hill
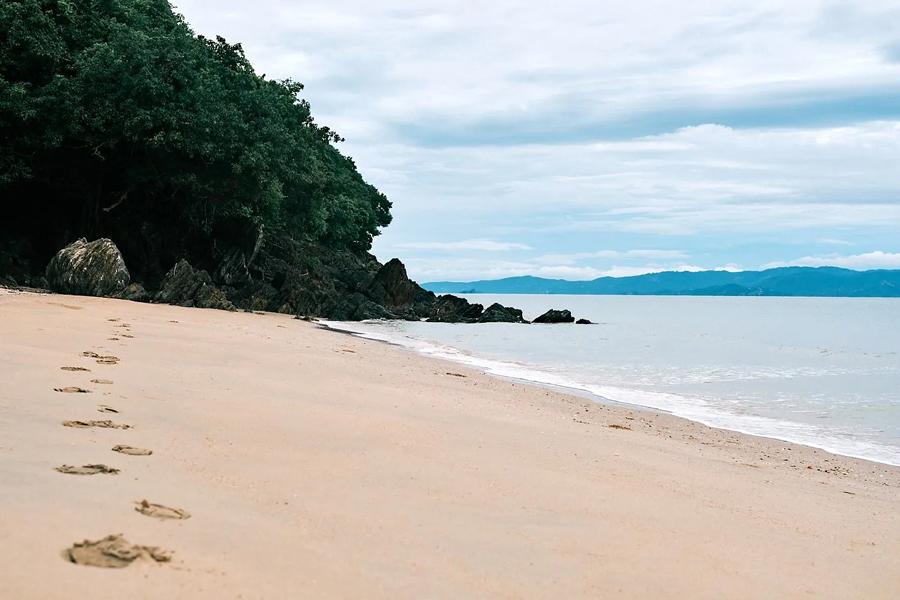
[423,267,900,297]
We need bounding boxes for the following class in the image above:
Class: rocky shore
[9,232,536,323]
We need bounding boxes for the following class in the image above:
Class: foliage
[0,0,391,263]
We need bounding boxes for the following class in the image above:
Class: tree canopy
[0,0,392,269]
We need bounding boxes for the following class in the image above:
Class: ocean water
[326,295,900,466]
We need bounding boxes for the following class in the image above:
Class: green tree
[0,0,391,274]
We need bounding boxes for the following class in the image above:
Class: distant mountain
[423,267,900,297]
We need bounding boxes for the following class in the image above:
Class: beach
[1,288,898,599]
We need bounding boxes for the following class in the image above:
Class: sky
[173,0,900,282]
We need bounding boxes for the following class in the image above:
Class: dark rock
[154,260,235,311]
[277,270,342,318]
[213,222,264,286]
[112,283,150,303]
[427,295,484,323]
[364,258,439,319]
[46,238,130,297]
[214,247,252,286]
[576,318,593,324]
[8,221,530,324]
[477,303,527,323]
[365,258,418,310]
[0,234,40,287]
[220,279,279,313]
[533,309,575,323]
[330,293,397,321]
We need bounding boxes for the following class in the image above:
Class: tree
[0,0,391,279]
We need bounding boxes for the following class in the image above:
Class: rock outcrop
[154,260,235,311]
[478,303,527,323]
[427,295,485,323]
[212,221,264,286]
[330,293,398,321]
[576,318,593,325]
[365,259,419,311]
[45,238,130,297]
[533,309,575,324]
[33,229,524,324]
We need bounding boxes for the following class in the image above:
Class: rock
[154,260,236,311]
[364,258,439,319]
[576,318,593,324]
[365,258,418,310]
[477,303,527,323]
[427,295,484,323]
[277,270,341,317]
[330,293,397,321]
[112,283,150,302]
[45,238,130,297]
[214,247,252,286]
[533,309,575,324]
[213,222,264,286]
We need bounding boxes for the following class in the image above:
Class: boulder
[154,260,235,311]
[45,238,130,297]
[533,309,575,324]
[427,295,484,323]
[477,303,527,323]
[365,258,420,311]
[576,318,593,325]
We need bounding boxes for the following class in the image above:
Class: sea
[325,295,900,467]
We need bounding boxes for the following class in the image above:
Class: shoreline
[321,319,900,469]
[1,288,898,598]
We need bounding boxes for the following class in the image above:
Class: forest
[0,0,392,285]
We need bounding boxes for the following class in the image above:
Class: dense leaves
[0,0,391,278]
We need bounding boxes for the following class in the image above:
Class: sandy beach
[0,288,898,599]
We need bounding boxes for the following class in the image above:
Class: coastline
[323,304,900,467]
[1,288,898,598]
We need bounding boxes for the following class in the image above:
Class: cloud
[175,1,900,145]
[532,249,689,265]
[763,251,900,270]
[169,0,900,281]
[397,240,531,251]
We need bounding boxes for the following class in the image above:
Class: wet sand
[0,288,898,599]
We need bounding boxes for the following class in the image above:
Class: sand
[0,287,898,599]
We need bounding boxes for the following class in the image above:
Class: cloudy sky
[174,0,900,282]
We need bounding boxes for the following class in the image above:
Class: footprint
[61,367,91,372]
[134,500,190,520]
[81,351,101,358]
[112,445,151,456]
[63,420,131,430]
[108,338,120,341]
[108,319,120,322]
[63,534,171,568]
[55,464,120,475]
[55,387,92,394]
[121,334,134,339]
[96,356,119,365]
[48,302,82,310]
[91,379,114,385]
[97,405,119,414]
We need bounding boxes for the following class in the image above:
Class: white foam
[322,320,900,467]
